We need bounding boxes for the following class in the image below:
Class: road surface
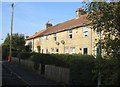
[2,61,59,86]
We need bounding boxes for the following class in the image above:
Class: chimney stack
[76,8,86,19]
[26,36,29,39]
[45,21,52,29]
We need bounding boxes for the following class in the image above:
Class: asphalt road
[2,61,59,87]
[2,63,29,86]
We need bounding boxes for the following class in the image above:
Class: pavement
[2,61,62,87]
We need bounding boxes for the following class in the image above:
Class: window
[46,49,49,54]
[83,27,88,37]
[56,48,59,53]
[34,48,37,52]
[95,47,99,56]
[51,48,54,53]
[82,48,88,54]
[95,30,100,36]
[68,30,72,39]
[46,36,48,41]
[41,49,44,53]
[65,47,69,54]
[41,36,44,44]
[71,47,75,54]
[53,33,57,41]
[36,38,39,45]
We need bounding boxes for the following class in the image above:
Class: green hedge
[95,58,119,85]
[30,53,96,85]
[2,46,9,60]
[15,52,120,85]
[12,51,19,57]
[31,53,71,68]
[69,55,96,85]
[17,52,33,60]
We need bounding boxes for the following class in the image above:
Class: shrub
[30,53,70,67]
[12,51,19,57]
[69,55,96,85]
[31,53,96,85]
[17,52,33,60]
[95,58,119,85]
[2,45,9,60]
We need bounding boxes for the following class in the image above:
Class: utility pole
[98,28,102,87]
[9,2,14,62]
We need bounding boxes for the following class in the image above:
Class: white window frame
[41,36,44,44]
[95,46,99,56]
[36,38,39,46]
[95,28,100,36]
[65,47,69,54]
[41,49,44,53]
[34,48,38,52]
[55,48,59,54]
[83,27,88,37]
[46,36,48,41]
[46,48,49,54]
[51,48,54,54]
[82,48,88,54]
[53,33,57,41]
[68,30,72,39]
[71,47,75,54]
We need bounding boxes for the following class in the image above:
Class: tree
[86,2,120,58]
[2,33,25,52]
[85,1,120,85]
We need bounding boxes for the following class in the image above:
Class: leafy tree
[85,2,120,85]
[2,33,25,52]
[86,2,120,59]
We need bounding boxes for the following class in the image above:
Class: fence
[11,57,70,84]
[45,65,70,84]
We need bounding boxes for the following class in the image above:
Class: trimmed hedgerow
[30,53,96,85]
[17,52,33,60]
[69,55,96,85]
[12,51,19,57]
[30,53,71,68]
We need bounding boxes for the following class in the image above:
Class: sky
[1,2,86,44]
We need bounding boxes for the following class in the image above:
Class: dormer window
[68,30,72,39]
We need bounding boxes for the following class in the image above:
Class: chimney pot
[45,22,52,29]
[76,8,85,19]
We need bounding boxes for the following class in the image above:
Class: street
[2,61,59,86]
[2,62,28,86]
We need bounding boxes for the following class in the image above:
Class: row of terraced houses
[25,8,100,56]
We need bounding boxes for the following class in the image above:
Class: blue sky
[1,2,85,44]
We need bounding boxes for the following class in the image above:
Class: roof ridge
[26,14,88,40]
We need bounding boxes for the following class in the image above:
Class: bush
[30,53,70,67]
[69,55,96,85]
[2,45,9,60]
[31,53,96,85]
[17,52,33,60]
[95,58,119,85]
[12,51,19,57]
